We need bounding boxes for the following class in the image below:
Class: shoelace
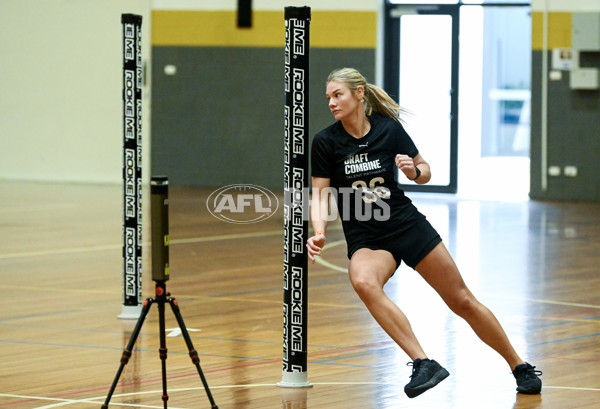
[406,361,420,378]
[525,365,543,379]
[514,364,543,379]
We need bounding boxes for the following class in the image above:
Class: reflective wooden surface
[0,181,599,408]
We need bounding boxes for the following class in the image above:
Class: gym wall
[530,0,600,201]
[3,0,598,202]
[150,0,378,190]
[0,0,152,184]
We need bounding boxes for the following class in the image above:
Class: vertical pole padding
[279,6,312,389]
[120,14,143,319]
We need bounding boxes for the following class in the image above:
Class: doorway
[382,1,532,199]
[383,3,460,193]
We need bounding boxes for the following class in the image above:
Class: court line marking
[0,284,114,295]
[315,239,348,273]
[2,382,597,409]
[0,392,187,409]
[0,339,276,362]
[0,230,283,260]
[4,224,599,401]
[543,386,600,391]
[532,332,600,346]
[0,338,393,365]
[533,315,600,327]
[317,242,600,312]
[0,244,123,260]
[315,239,600,353]
[0,227,350,260]
[0,309,84,322]
[1,342,401,408]
[525,298,600,310]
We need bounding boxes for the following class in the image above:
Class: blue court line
[0,322,171,339]
[311,362,372,368]
[531,315,600,329]
[310,346,398,369]
[0,337,382,369]
[312,350,384,365]
[0,322,345,351]
[3,324,597,369]
[0,339,186,354]
[532,320,577,329]
[0,336,339,359]
[0,339,273,361]
[531,332,600,346]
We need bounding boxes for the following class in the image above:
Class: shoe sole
[405,368,450,399]
[516,383,542,394]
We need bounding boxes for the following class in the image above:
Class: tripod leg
[169,297,219,409]
[157,290,169,408]
[102,298,154,409]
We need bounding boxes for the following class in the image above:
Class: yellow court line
[171,230,281,244]
[0,226,348,260]
[0,244,123,260]
[525,298,600,310]
[315,239,348,273]
[0,284,114,295]
[0,231,282,260]
[535,315,600,323]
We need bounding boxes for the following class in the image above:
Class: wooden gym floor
[0,180,599,408]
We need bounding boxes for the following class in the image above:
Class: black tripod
[101,282,218,408]
[102,177,218,408]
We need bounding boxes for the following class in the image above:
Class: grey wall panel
[530,51,600,201]
[151,46,375,190]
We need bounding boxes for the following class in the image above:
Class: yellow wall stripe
[531,11,572,50]
[152,10,376,48]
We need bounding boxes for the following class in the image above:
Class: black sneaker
[404,358,450,398]
[513,362,542,394]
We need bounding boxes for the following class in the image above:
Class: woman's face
[326,80,362,122]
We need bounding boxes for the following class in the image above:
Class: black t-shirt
[311,115,425,246]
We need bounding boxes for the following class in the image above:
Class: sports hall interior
[1,1,599,408]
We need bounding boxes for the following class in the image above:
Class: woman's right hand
[306,233,326,264]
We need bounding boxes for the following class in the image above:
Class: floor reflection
[281,388,308,409]
[117,319,142,406]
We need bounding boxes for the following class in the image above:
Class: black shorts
[347,218,442,270]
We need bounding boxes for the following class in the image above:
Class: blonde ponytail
[327,67,407,123]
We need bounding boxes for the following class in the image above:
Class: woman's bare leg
[415,242,523,370]
[348,248,427,360]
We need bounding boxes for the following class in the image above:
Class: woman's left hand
[395,154,418,179]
